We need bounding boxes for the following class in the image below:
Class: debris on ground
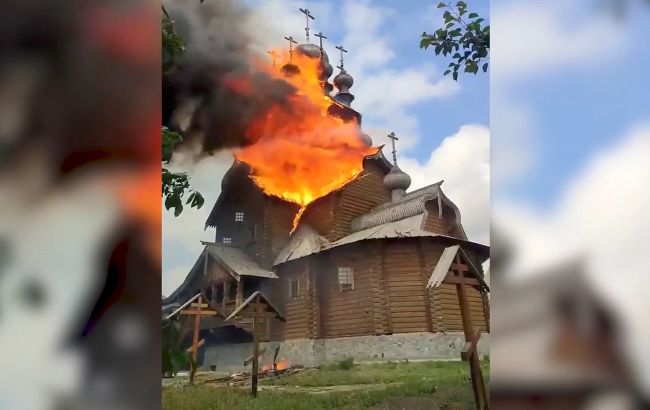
[199,365,309,387]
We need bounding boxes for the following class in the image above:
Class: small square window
[338,266,354,291]
[289,277,300,299]
[235,212,244,222]
[222,237,232,245]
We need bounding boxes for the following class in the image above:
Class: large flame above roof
[232,51,376,232]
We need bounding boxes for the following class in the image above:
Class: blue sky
[493,0,650,208]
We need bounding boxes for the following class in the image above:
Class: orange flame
[261,360,290,372]
[233,52,376,233]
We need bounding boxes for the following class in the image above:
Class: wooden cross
[267,50,279,67]
[179,295,217,384]
[314,32,327,54]
[445,255,489,410]
[387,132,399,165]
[243,294,266,397]
[284,36,297,62]
[335,44,348,70]
[299,8,315,42]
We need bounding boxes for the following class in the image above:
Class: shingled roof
[350,180,467,239]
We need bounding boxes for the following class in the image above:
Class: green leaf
[437,2,447,8]
[443,69,451,75]
[482,63,488,72]
[452,71,458,81]
[468,13,479,18]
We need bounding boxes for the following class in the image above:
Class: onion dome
[333,68,355,106]
[334,69,353,90]
[383,165,411,191]
[295,43,323,59]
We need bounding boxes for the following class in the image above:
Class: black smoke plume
[163,0,296,154]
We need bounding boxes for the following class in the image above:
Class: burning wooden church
[163,12,490,372]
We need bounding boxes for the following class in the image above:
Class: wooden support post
[251,294,261,397]
[236,278,243,307]
[453,255,489,410]
[222,281,229,312]
[211,284,217,305]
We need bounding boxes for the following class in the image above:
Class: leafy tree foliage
[162,316,191,376]
[162,9,204,217]
[420,1,489,80]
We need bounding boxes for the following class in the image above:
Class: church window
[338,266,354,291]
[289,277,300,298]
[222,237,232,245]
[235,211,244,222]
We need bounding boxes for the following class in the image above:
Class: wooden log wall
[301,194,336,236]
[259,198,297,268]
[330,162,390,241]
[423,214,451,235]
[267,259,311,340]
[383,240,431,333]
[318,244,376,338]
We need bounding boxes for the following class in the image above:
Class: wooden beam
[235,311,277,319]
[244,348,267,366]
[460,329,481,361]
[223,281,230,312]
[454,254,488,410]
[443,275,480,286]
[180,309,217,316]
[190,302,209,308]
[186,339,205,353]
[251,295,261,397]
[190,296,202,384]
[451,263,469,272]
[236,278,243,307]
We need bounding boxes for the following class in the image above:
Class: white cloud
[494,124,650,391]
[492,0,628,82]
[162,151,233,294]
[401,125,490,245]
[490,93,538,187]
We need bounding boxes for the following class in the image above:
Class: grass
[162,360,489,410]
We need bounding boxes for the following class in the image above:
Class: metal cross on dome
[387,132,399,165]
[267,50,279,66]
[314,32,327,54]
[284,36,297,62]
[335,44,348,70]
[299,8,315,42]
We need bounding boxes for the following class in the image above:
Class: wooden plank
[186,338,205,352]
[444,275,479,286]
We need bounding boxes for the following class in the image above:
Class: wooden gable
[427,245,489,292]
[329,159,391,241]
